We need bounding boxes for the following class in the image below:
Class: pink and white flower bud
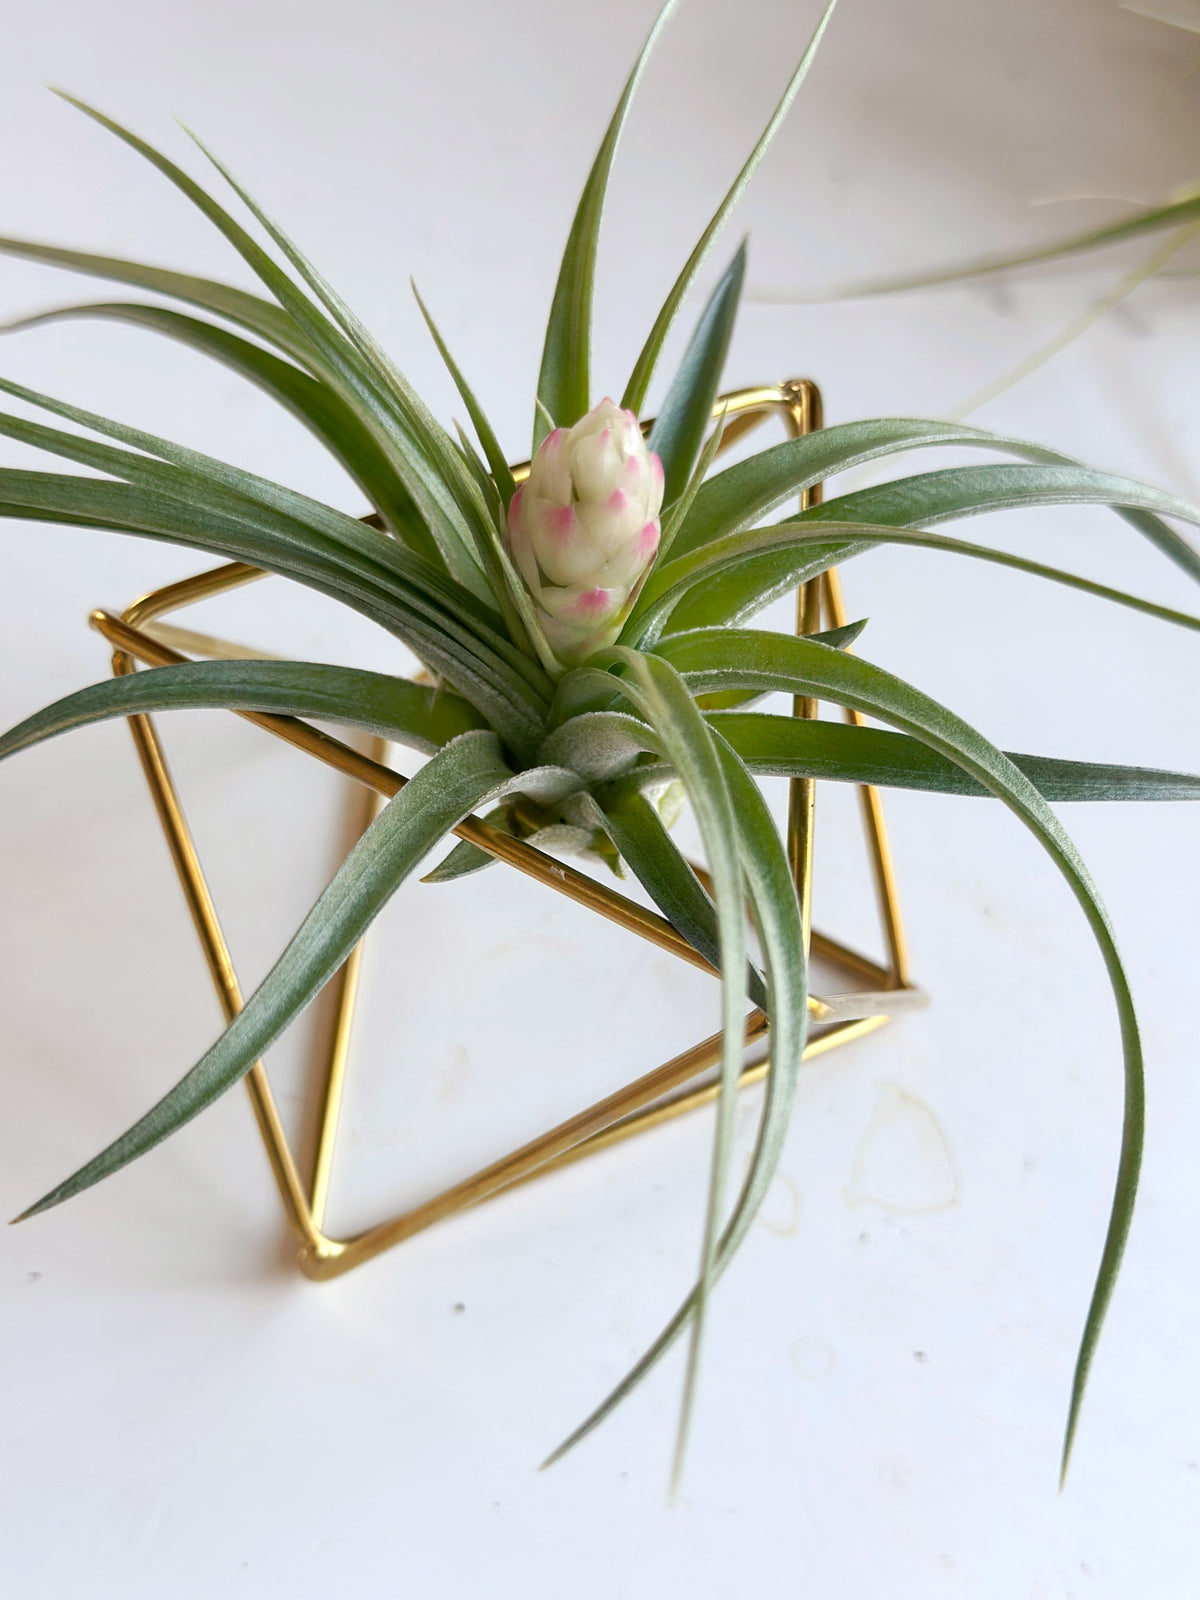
[507,398,664,665]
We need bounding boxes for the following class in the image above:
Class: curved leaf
[0,468,548,756]
[0,233,305,357]
[634,521,1200,645]
[420,804,514,883]
[669,418,1200,584]
[54,94,489,589]
[591,776,767,1009]
[0,374,511,640]
[591,648,746,1484]
[0,371,557,713]
[706,712,1200,800]
[187,130,496,593]
[657,626,1144,1480]
[546,722,807,1468]
[0,659,488,765]
[825,191,1200,300]
[16,731,583,1220]
[798,462,1200,554]
[412,282,517,510]
[2,300,423,538]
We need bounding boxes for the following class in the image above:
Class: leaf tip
[1058,1405,1081,1493]
[10,1193,53,1225]
[48,87,99,119]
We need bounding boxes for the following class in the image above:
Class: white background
[2,1,1199,1595]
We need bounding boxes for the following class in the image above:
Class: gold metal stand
[91,380,919,1280]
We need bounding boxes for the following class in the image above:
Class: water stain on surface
[845,1084,960,1214]
[789,1336,835,1380]
[755,1169,801,1236]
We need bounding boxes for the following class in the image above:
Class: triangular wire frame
[92,380,921,1281]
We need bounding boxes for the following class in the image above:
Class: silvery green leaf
[0,660,487,763]
[621,0,839,414]
[539,710,658,782]
[670,418,1200,584]
[706,712,1200,801]
[2,300,423,540]
[16,731,526,1218]
[648,243,745,506]
[547,722,804,1470]
[569,648,747,1485]
[535,0,682,445]
[656,626,1146,1483]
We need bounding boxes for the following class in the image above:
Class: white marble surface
[2,1,1199,1595]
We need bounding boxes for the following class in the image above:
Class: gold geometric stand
[89,380,921,1282]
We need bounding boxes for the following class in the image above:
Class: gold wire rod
[527,1014,890,1179]
[820,567,911,988]
[124,562,265,630]
[307,737,390,1230]
[808,930,892,990]
[784,380,824,926]
[112,651,322,1251]
[140,621,281,663]
[299,1009,770,1279]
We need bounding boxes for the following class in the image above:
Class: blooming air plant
[3,0,1200,1485]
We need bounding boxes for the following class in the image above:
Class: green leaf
[631,532,862,641]
[420,805,514,883]
[572,648,746,1485]
[534,0,681,446]
[620,0,839,415]
[0,465,548,757]
[669,418,1200,583]
[659,456,1200,635]
[635,519,1200,645]
[411,281,518,509]
[450,421,562,680]
[185,129,498,593]
[546,724,807,1469]
[657,626,1144,1481]
[52,94,489,589]
[0,659,488,766]
[655,399,731,568]
[0,233,305,357]
[539,708,659,781]
[648,243,746,506]
[706,712,1200,800]
[549,621,860,727]
[14,732,515,1217]
[797,462,1200,572]
[592,775,767,1008]
[15,731,584,1221]
[0,370,556,704]
[2,300,424,540]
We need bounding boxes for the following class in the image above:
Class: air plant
[2,0,1200,1485]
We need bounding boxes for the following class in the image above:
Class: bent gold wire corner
[90,380,922,1282]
